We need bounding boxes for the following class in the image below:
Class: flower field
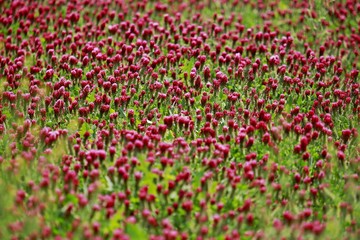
[0,0,359,239]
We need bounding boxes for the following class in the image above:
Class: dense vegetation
[0,0,359,239]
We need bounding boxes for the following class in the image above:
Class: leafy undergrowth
[0,0,359,239]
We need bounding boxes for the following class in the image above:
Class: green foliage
[0,0,359,239]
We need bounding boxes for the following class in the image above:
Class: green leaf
[104,207,124,234]
[86,90,95,103]
[125,223,148,239]
[79,122,93,137]
[2,108,12,120]
[180,57,196,82]
[137,156,157,195]
[63,194,78,205]
[66,117,78,134]
[323,188,338,202]
[119,108,126,118]
[296,97,302,105]
[105,176,114,191]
